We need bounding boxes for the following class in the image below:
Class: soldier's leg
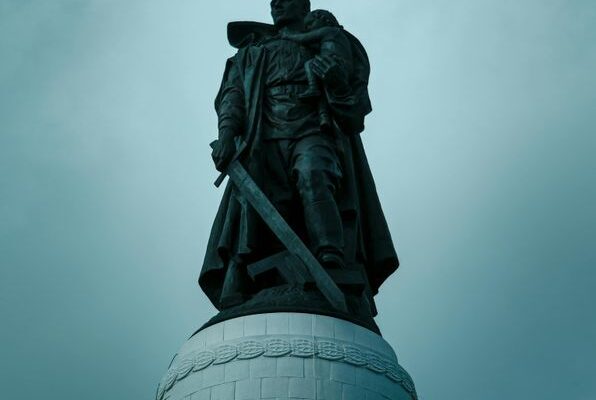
[292,134,344,268]
[260,139,297,253]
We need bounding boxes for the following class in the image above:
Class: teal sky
[1,1,595,399]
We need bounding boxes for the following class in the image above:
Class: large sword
[211,141,348,313]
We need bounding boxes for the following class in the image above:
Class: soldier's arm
[217,59,245,140]
[310,50,369,135]
[282,27,340,44]
[213,58,245,171]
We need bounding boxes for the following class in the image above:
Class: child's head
[304,9,340,30]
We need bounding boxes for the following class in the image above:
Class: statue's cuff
[218,128,238,140]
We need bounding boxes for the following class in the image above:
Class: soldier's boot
[303,200,345,270]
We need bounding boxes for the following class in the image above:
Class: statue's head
[270,0,311,27]
[304,9,340,30]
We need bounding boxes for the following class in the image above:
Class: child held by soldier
[282,9,353,100]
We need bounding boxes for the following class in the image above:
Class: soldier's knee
[296,169,335,203]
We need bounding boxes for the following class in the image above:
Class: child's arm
[281,27,340,44]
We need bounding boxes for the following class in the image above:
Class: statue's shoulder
[227,21,276,49]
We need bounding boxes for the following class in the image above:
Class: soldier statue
[199,0,399,333]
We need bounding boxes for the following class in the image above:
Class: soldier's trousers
[261,134,344,259]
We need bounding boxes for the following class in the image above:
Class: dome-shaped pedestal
[157,313,417,400]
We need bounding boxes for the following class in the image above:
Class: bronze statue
[200,0,399,333]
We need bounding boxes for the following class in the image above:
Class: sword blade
[226,159,348,313]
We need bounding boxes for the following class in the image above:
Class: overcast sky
[1,1,595,399]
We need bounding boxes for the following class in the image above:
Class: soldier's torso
[261,38,320,140]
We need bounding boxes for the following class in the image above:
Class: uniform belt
[266,84,310,96]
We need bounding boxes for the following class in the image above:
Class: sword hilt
[210,139,246,188]
[209,141,227,187]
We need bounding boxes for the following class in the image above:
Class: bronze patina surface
[201,0,399,333]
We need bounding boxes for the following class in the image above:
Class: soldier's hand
[310,55,349,91]
[211,135,236,172]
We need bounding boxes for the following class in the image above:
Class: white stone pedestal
[156,313,416,400]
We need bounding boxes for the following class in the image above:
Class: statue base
[156,313,417,400]
[200,285,381,335]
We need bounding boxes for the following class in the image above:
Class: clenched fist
[211,134,236,172]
